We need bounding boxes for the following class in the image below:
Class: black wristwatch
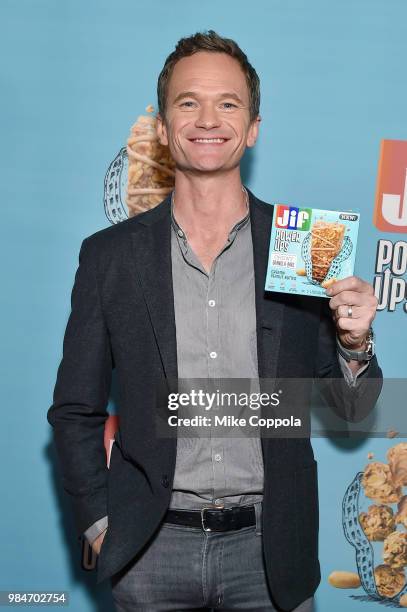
[336,327,375,363]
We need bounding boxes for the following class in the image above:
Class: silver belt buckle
[201,506,213,532]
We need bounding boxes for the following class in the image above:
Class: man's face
[156,51,260,174]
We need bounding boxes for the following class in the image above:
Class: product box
[265,204,360,298]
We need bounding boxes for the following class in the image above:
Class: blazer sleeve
[47,237,113,539]
[315,297,383,423]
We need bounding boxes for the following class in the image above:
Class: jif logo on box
[374,139,407,233]
[275,206,312,231]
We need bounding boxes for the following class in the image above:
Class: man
[47,30,382,611]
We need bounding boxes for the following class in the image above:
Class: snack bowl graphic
[343,472,407,605]
[301,226,353,287]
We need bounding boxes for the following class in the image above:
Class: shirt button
[210,351,217,359]
[214,453,222,462]
[208,299,216,307]
[214,498,223,505]
[177,229,184,237]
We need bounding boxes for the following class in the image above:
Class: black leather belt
[164,505,256,532]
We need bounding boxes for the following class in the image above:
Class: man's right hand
[91,529,107,555]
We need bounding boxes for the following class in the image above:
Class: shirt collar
[170,186,250,242]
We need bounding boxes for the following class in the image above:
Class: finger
[333,309,374,329]
[335,317,369,332]
[335,304,363,319]
[326,276,373,296]
[329,291,378,316]
[329,291,365,309]
[329,291,378,310]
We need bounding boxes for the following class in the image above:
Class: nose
[195,102,221,130]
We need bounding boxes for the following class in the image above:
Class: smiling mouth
[189,138,229,144]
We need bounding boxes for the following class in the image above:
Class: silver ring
[347,305,353,318]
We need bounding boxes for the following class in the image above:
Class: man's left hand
[326,275,378,350]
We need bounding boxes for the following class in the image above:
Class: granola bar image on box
[299,217,355,290]
[310,220,345,282]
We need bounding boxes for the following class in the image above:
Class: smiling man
[47,30,383,612]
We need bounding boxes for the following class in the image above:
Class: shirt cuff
[337,351,370,387]
[83,515,108,545]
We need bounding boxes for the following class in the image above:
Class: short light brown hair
[157,29,260,123]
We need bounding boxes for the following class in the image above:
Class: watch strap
[336,328,375,363]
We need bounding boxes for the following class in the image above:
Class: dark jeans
[110,502,314,611]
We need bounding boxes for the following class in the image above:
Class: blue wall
[1,1,406,609]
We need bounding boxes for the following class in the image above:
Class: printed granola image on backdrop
[104,105,175,225]
[338,444,407,607]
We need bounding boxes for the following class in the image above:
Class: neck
[171,170,248,236]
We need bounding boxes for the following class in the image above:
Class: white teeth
[192,138,225,143]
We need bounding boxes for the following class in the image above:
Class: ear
[156,112,169,146]
[246,115,261,148]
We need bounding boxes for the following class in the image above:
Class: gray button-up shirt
[169,189,264,510]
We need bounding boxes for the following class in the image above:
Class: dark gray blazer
[47,188,382,611]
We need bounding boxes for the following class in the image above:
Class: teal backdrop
[1,1,406,610]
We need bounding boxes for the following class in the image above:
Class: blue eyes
[180,101,237,109]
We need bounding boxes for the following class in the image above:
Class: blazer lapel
[247,188,287,466]
[247,187,285,380]
[130,194,178,385]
